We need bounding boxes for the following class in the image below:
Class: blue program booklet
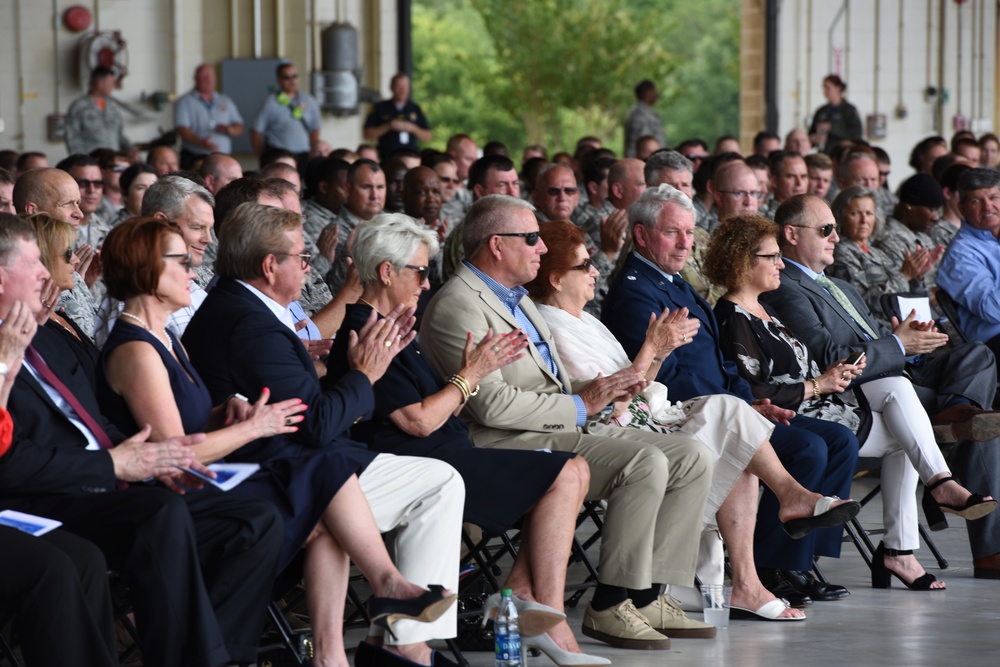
[0,509,62,536]
[172,462,260,491]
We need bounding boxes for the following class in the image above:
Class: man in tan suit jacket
[420,194,715,651]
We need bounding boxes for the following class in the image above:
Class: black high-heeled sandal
[871,541,945,590]
[369,585,457,639]
[923,476,998,524]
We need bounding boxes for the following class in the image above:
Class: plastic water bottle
[494,588,524,667]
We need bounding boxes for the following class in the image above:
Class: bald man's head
[403,166,442,223]
[13,168,85,227]
[713,162,763,220]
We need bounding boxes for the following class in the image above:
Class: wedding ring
[841,371,847,379]
[285,418,292,426]
[384,339,393,347]
[491,344,500,353]
[681,334,687,342]
[41,300,51,309]
[21,328,29,334]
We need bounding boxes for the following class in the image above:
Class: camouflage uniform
[693,197,720,234]
[830,238,917,328]
[873,217,940,289]
[929,219,960,248]
[301,198,338,246]
[575,200,615,248]
[326,207,367,296]
[875,187,896,222]
[65,95,131,155]
[58,274,98,341]
[759,196,780,220]
[77,213,113,249]
[441,196,467,230]
[680,226,725,307]
[623,101,665,158]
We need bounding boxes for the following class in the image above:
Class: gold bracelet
[810,378,821,399]
[448,375,470,402]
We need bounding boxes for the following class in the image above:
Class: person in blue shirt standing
[363,73,432,160]
[251,62,323,172]
[174,64,245,169]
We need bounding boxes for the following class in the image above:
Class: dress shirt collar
[960,218,1000,242]
[463,260,529,311]
[236,280,296,331]
[782,256,822,280]
[631,250,674,282]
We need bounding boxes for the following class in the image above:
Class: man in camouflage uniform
[623,81,666,159]
[327,159,385,294]
[573,156,616,246]
[874,173,946,292]
[760,151,808,220]
[65,67,132,156]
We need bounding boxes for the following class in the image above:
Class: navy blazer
[1,325,123,497]
[183,277,377,468]
[602,252,753,403]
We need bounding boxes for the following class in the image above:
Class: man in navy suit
[0,213,284,667]
[183,202,464,664]
[603,185,860,605]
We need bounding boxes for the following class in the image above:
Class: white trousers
[859,376,950,550]
[359,454,465,644]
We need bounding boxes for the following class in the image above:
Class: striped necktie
[814,275,879,339]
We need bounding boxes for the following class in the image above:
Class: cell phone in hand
[844,351,865,366]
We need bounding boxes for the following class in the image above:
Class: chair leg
[919,523,950,569]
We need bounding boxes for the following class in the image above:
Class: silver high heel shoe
[524,632,611,667]
[481,592,566,636]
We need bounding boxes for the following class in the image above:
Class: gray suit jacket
[420,263,583,446]
[760,261,907,379]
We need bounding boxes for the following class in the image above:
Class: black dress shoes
[781,569,850,601]
[756,568,812,608]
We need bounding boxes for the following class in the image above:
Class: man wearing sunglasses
[764,193,1000,578]
[422,194,717,650]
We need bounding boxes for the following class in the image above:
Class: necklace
[120,311,173,352]
[357,297,383,316]
[730,294,771,322]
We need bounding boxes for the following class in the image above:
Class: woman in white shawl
[527,220,860,621]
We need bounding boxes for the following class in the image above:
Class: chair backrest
[933,287,970,344]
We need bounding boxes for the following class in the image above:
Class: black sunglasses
[788,223,836,237]
[546,186,580,197]
[404,264,430,282]
[569,258,594,271]
[495,231,540,246]
[75,178,103,190]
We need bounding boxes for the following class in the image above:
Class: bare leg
[718,471,804,619]
[504,457,591,652]
[744,439,851,522]
[314,475,444,666]
[304,525,352,667]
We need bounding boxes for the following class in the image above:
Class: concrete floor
[410,477,1000,667]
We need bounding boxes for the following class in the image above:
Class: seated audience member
[910,136,949,176]
[14,151,48,177]
[784,128,812,156]
[96,217,456,667]
[635,135,662,161]
[92,149,130,222]
[931,162,972,247]
[572,155,616,238]
[760,151,808,219]
[761,193,1000,579]
[805,153,834,200]
[197,153,244,196]
[301,156,350,244]
[56,153,110,250]
[12,168,98,340]
[872,146,897,220]
[182,203,466,664]
[753,131,781,159]
[601,185,860,607]
[147,145,180,176]
[980,133,1000,169]
[872,173,946,291]
[828,186,930,328]
[328,213,607,662]
[0,168,13,214]
[110,162,158,227]
[954,136,982,165]
[420,194,717,650]
[676,139,710,175]
[424,152,465,226]
[24,213,97,382]
[938,168,1000,363]
[0,305,117,667]
[0,212,284,666]
[711,161,765,224]
[708,213,995,590]
[715,135,742,156]
[327,159,387,294]
[528,219,861,620]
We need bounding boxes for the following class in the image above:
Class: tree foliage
[412,0,740,155]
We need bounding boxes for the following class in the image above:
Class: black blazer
[183,277,377,468]
[1,325,122,498]
[601,252,754,403]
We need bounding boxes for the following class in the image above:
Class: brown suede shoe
[931,404,1000,442]
[973,553,1000,580]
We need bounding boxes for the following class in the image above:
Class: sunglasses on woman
[569,258,594,271]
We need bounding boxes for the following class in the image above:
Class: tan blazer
[420,263,584,446]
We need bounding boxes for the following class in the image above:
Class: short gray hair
[0,213,37,267]
[830,185,883,234]
[629,183,693,233]
[644,150,693,185]
[958,167,1000,202]
[351,213,440,286]
[463,194,536,259]
[216,202,302,281]
[141,174,215,218]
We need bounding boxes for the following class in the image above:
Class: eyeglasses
[683,154,709,161]
[404,264,430,282]
[788,223,836,237]
[569,258,594,272]
[494,231,540,246]
[546,186,580,197]
[755,253,783,266]
[718,189,764,200]
[281,73,299,80]
[437,176,459,185]
[277,252,312,269]
[162,253,193,271]
[75,179,104,190]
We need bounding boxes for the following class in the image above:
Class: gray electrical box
[220,58,286,155]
